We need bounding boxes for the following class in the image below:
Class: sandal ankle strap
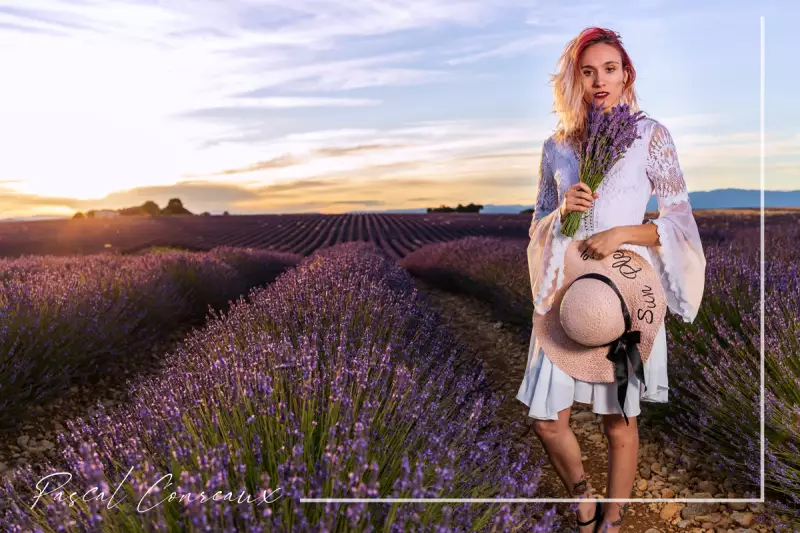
[576,500,602,527]
[609,503,630,526]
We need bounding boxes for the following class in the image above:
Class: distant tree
[86,209,96,218]
[141,201,161,216]
[201,211,210,216]
[521,207,534,214]
[223,211,230,216]
[118,206,146,216]
[426,202,483,213]
[73,211,85,219]
[160,198,193,216]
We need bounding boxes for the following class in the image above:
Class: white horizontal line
[300,498,765,503]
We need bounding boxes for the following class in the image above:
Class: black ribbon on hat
[572,272,647,426]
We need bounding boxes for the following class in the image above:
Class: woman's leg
[532,406,597,532]
[598,413,639,532]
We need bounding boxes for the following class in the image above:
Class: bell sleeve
[528,139,574,315]
[644,122,707,323]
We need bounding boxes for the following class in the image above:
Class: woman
[515,27,706,533]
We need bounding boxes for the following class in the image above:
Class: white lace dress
[516,117,707,421]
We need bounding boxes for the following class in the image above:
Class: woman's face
[579,42,628,113]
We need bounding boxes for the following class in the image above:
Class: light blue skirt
[515,321,669,420]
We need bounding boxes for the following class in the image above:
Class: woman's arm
[637,121,706,322]
[527,139,574,314]
[614,220,660,246]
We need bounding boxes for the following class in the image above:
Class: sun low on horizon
[0,0,796,219]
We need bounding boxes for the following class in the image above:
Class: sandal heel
[576,500,602,528]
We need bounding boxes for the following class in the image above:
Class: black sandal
[576,500,602,531]
[592,502,629,532]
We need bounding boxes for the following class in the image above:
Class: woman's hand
[578,227,627,260]
[560,182,599,222]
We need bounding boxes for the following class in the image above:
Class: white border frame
[301,16,767,507]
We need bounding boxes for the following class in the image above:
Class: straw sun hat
[533,240,667,424]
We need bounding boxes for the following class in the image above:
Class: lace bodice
[527,116,706,323]
[534,118,687,236]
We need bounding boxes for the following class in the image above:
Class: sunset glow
[0,0,796,219]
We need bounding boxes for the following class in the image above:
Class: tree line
[73,198,232,219]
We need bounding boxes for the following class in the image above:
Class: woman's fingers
[567,188,594,201]
[571,183,599,199]
[564,184,597,215]
[568,194,593,205]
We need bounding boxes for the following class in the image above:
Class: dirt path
[411,277,773,533]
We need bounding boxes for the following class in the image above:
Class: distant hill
[3,189,799,221]
[656,189,800,210]
[360,189,800,214]
[0,215,69,222]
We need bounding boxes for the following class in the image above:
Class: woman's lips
[594,92,609,99]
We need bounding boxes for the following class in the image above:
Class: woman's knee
[533,418,561,438]
[533,409,570,438]
[603,414,638,441]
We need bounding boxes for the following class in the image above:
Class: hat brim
[533,241,666,384]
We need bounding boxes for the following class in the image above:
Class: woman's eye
[607,68,615,72]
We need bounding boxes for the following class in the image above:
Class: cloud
[182,142,410,178]
[168,119,549,186]
[0,0,515,107]
[445,32,570,65]
[197,96,383,109]
[329,199,385,206]
[315,143,408,157]
[0,20,66,35]
[184,155,301,177]
[1,1,797,218]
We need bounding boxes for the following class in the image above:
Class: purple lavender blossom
[0,242,558,531]
[562,102,644,237]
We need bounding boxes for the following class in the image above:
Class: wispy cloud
[444,32,570,65]
[0,0,796,217]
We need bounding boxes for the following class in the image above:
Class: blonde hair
[550,27,642,150]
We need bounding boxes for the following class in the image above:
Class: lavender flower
[0,242,557,531]
[562,101,645,237]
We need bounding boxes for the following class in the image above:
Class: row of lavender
[400,215,800,530]
[0,212,531,260]
[1,242,558,532]
[0,247,300,430]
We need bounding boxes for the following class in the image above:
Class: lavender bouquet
[561,101,646,237]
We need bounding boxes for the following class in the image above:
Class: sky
[0,0,797,218]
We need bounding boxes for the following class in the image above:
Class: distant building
[94,210,120,218]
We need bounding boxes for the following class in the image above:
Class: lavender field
[0,242,558,532]
[0,211,797,531]
[0,248,300,427]
[0,213,530,260]
[402,211,800,531]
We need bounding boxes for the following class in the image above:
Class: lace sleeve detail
[645,121,706,323]
[527,138,573,314]
[646,122,689,206]
[533,140,557,222]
